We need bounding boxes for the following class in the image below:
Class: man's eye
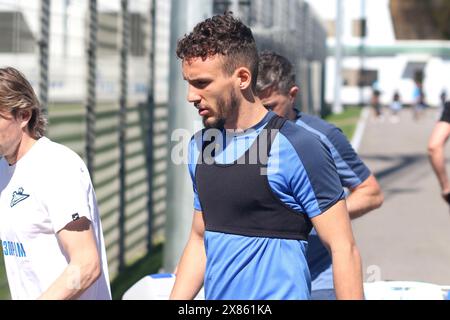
[264,104,275,110]
[194,81,209,88]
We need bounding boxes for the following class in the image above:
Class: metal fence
[0,0,172,298]
[214,0,327,115]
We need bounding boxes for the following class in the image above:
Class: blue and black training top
[188,111,345,300]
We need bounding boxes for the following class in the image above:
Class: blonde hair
[0,67,47,139]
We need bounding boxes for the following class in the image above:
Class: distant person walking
[413,81,427,120]
[389,91,402,123]
[370,82,382,120]
[439,89,448,119]
[428,101,450,205]
[440,89,447,109]
[0,67,111,300]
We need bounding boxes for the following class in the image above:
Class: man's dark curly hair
[176,12,259,91]
[256,51,296,96]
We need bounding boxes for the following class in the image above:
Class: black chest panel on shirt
[195,115,312,240]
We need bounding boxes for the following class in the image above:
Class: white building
[305,0,450,107]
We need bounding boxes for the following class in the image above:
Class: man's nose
[187,86,201,103]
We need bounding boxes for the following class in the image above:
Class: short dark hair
[176,12,259,91]
[256,51,296,95]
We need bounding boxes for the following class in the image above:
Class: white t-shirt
[0,137,111,300]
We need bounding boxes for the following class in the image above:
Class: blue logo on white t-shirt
[2,240,26,257]
[10,188,30,208]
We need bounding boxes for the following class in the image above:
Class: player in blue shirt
[256,51,384,299]
[169,13,364,300]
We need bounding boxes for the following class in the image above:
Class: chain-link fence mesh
[0,0,172,299]
[214,0,327,115]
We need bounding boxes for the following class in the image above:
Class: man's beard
[203,88,241,129]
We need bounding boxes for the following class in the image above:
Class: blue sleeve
[326,127,371,189]
[188,135,202,211]
[278,123,345,218]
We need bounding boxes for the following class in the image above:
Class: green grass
[0,250,10,300]
[324,106,362,140]
[110,243,164,300]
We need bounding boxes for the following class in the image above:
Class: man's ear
[236,67,252,91]
[18,110,32,129]
[289,86,299,101]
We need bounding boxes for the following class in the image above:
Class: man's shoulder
[37,137,87,169]
[295,113,338,137]
[45,138,81,157]
[279,119,326,153]
[295,113,354,153]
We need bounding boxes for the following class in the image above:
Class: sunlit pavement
[352,107,450,285]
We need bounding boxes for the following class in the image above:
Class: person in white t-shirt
[0,67,111,300]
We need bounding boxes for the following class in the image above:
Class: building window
[97,12,119,55]
[352,18,367,38]
[401,62,426,81]
[324,19,336,37]
[213,0,252,25]
[213,0,230,14]
[0,11,35,53]
[129,13,146,57]
[261,0,274,28]
[97,12,146,57]
[342,69,378,87]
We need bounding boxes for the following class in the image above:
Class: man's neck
[287,108,298,121]
[224,98,269,131]
[5,134,37,165]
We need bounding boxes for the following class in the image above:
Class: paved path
[353,107,450,285]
